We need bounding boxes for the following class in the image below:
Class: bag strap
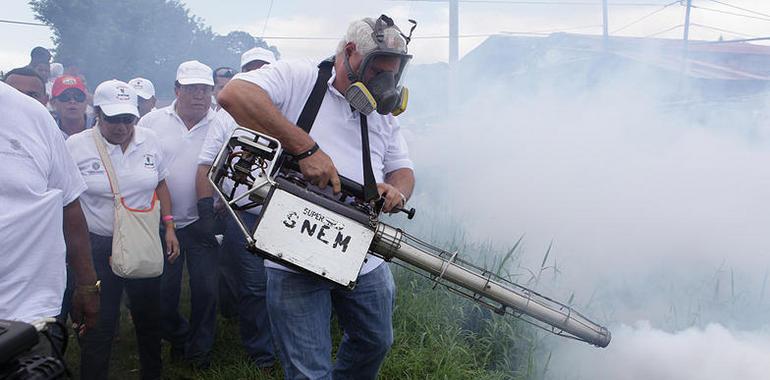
[295,58,334,133]
[92,127,121,197]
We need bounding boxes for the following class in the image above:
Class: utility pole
[448,0,459,114]
[602,0,609,49]
[449,0,459,66]
[681,0,692,74]
[682,0,692,49]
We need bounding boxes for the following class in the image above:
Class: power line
[690,4,770,22]
[645,23,682,37]
[690,23,756,38]
[0,19,47,27]
[611,0,679,34]
[260,0,274,38]
[392,0,678,6]
[706,0,770,19]
[261,33,498,40]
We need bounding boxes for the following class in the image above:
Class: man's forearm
[219,80,315,154]
[385,168,415,200]
[63,199,97,286]
[196,164,214,200]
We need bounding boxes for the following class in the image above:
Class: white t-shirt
[66,127,170,236]
[232,59,414,275]
[0,82,87,323]
[138,102,216,229]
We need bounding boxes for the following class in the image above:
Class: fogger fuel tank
[209,128,611,348]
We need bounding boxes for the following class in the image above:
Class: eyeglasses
[56,90,86,103]
[103,114,137,125]
[214,68,236,78]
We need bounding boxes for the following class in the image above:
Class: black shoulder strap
[296,59,334,133]
[292,58,379,203]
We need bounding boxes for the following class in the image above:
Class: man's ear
[345,42,357,57]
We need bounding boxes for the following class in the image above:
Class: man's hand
[298,149,342,193]
[377,183,406,213]
[165,228,180,263]
[71,288,99,336]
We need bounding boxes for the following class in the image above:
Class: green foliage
[28,0,278,98]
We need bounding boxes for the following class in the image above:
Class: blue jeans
[79,233,162,380]
[160,220,219,366]
[222,212,275,366]
[266,263,396,380]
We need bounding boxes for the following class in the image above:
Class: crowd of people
[1,14,415,380]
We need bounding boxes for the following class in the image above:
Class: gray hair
[336,17,407,55]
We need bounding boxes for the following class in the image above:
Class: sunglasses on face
[103,114,137,124]
[56,90,86,103]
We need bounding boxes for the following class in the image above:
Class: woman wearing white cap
[66,79,179,380]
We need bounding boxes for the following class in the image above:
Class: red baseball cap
[51,75,86,97]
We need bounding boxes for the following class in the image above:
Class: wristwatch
[75,280,101,295]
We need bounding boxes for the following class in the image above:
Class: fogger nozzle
[371,223,612,348]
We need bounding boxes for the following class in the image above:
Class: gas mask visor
[344,15,416,116]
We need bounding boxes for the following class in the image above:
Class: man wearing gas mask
[218,15,416,379]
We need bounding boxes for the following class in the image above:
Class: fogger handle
[285,159,416,219]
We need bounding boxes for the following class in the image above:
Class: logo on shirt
[143,154,155,169]
[83,159,104,175]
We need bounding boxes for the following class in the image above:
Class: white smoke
[547,322,770,380]
[403,36,770,378]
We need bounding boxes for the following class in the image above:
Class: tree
[29,0,278,99]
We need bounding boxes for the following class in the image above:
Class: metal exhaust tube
[372,223,612,348]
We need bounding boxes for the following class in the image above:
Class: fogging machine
[208,128,611,348]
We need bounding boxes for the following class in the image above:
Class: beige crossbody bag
[92,129,164,279]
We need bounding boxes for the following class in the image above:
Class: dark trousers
[160,220,219,365]
[222,212,275,366]
[79,233,162,380]
[218,241,240,319]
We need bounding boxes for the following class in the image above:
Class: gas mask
[344,15,416,116]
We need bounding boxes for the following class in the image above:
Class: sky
[3,0,770,70]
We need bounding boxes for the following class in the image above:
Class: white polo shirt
[0,82,87,323]
[232,59,414,276]
[66,127,169,236]
[138,102,216,229]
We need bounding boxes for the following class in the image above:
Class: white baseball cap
[93,79,139,118]
[176,60,214,86]
[241,47,276,69]
[128,77,156,99]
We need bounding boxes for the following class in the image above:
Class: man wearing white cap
[240,47,276,72]
[196,51,278,370]
[137,60,221,369]
[67,79,178,380]
[128,77,157,117]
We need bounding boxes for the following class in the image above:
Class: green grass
[62,264,539,379]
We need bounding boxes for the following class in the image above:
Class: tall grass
[62,245,544,379]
